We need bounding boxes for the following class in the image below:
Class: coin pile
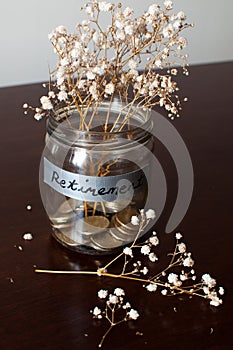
[90,231,123,250]
[54,208,111,247]
[90,206,139,251]
[110,206,139,242]
[51,199,140,252]
[104,199,132,213]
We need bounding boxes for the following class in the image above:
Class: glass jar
[39,100,154,255]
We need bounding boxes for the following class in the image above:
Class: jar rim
[48,101,152,139]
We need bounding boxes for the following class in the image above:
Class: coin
[77,216,110,236]
[50,211,75,224]
[104,200,131,213]
[109,227,134,243]
[51,221,74,230]
[115,206,139,230]
[55,223,91,245]
[54,231,79,246]
[113,222,138,237]
[91,231,123,250]
[111,215,137,235]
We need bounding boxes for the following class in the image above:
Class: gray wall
[0,0,232,87]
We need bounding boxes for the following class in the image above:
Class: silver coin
[91,231,123,250]
[55,224,91,245]
[115,206,138,230]
[76,216,110,236]
[111,215,137,235]
[54,231,79,246]
[109,227,134,243]
[50,211,75,224]
[104,200,131,213]
[51,221,74,230]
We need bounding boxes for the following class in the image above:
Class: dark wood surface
[0,62,232,350]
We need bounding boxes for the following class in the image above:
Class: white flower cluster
[131,208,156,226]
[121,223,224,307]
[201,274,224,307]
[123,209,157,262]
[91,287,139,323]
[140,231,159,264]
[24,0,193,123]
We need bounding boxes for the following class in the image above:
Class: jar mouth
[51,100,151,130]
[47,101,153,147]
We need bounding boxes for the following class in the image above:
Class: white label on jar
[43,157,147,203]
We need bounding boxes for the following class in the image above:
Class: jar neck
[47,102,153,148]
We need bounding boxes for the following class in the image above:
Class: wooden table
[0,62,232,350]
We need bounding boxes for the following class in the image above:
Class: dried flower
[178,242,186,253]
[34,113,43,121]
[23,233,33,241]
[123,247,133,257]
[202,274,216,288]
[164,0,173,10]
[123,302,131,309]
[219,287,224,296]
[91,288,139,347]
[210,296,223,307]
[145,209,156,220]
[98,289,108,299]
[149,235,159,246]
[104,82,115,95]
[25,0,193,125]
[140,267,149,275]
[127,308,139,320]
[183,256,194,267]
[40,96,53,110]
[114,288,125,297]
[108,294,118,304]
[146,283,157,292]
[91,306,102,319]
[161,289,168,295]
[131,216,140,226]
[57,90,68,101]
[176,232,182,240]
[98,1,112,12]
[141,245,151,255]
[36,222,224,348]
[149,252,158,262]
[148,4,160,15]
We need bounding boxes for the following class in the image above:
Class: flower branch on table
[35,208,224,347]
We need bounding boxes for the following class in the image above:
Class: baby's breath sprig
[23,0,193,125]
[91,287,139,348]
[35,208,224,347]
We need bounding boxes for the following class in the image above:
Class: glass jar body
[39,102,154,255]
